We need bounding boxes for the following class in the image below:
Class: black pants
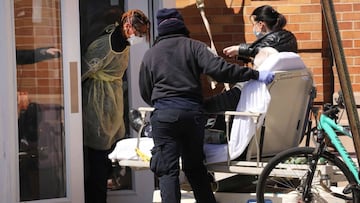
[150,109,217,203]
[84,146,113,203]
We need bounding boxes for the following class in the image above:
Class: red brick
[300,5,322,13]
[14,0,360,102]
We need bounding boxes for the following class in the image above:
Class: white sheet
[108,137,154,161]
[108,137,229,164]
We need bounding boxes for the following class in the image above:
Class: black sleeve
[238,33,281,59]
[238,30,298,59]
[237,43,256,58]
[16,49,36,65]
[16,47,60,65]
[195,43,259,84]
[139,61,153,106]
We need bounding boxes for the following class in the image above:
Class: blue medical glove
[258,70,275,85]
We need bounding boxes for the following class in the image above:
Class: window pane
[14,0,66,201]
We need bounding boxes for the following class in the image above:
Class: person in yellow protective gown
[81,9,150,203]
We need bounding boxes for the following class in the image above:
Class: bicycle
[256,93,360,202]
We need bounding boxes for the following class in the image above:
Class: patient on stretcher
[109,48,311,164]
[205,48,309,163]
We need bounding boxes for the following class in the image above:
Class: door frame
[61,0,84,202]
[0,0,18,202]
[0,0,85,202]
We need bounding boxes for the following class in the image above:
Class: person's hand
[258,70,275,85]
[45,48,61,57]
[223,45,239,58]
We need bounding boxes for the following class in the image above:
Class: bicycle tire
[256,147,357,203]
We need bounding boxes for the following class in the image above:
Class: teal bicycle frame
[318,113,360,183]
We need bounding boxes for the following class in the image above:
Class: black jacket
[238,29,298,60]
[139,34,260,106]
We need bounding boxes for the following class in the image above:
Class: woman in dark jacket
[223,5,297,61]
[203,5,298,119]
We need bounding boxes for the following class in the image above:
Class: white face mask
[127,34,145,45]
[253,26,265,39]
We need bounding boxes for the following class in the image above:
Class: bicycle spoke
[256,147,356,202]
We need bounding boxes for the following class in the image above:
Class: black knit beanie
[156,8,189,36]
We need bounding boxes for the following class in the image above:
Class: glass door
[15,0,65,200]
[13,0,83,202]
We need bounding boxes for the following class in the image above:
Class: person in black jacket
[139,8,274,203]
[223,5,297,61]
[204,5,298,113]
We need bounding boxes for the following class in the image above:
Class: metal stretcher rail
[117,107,264,170]
[115,68,316,178]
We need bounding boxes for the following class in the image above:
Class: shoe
[129,109,144,132]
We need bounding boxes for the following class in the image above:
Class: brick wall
[14,0,62,100]
[14,0,360,104]
[176,0,360,104]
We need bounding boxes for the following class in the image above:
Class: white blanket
[108,137,154,161]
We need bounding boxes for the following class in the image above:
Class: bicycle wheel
[256,147,357,203]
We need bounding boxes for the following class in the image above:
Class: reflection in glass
[14,0,66,201]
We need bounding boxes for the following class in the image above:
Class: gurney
[108,52,316,190]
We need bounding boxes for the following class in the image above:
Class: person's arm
[16,47,61,65]
[139,61,153,106]
[223,43,253,62]
[238,30,298,59]
[198,42,274,85]
[197,43,259,83]
[238,43,258,58]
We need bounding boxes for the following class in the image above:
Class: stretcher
[108,52,316,197]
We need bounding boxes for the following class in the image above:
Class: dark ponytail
[251,5,287,31]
